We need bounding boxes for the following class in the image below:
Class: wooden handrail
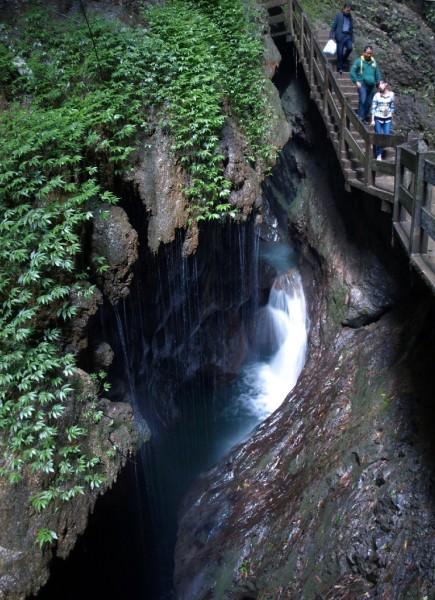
[263,0,435,292]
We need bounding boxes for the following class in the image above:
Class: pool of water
[36,240,308,600]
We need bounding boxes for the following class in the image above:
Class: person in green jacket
[350,45,382,121]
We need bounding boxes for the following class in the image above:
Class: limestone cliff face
[0,6,291,599]
[91,204,139,304]
[174,79,435,599]
[128,30,290,255]
[175,297,435,600]
[0,388,138,600]
[0,200,140,600]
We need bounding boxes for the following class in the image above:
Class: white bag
[323,39,337,55]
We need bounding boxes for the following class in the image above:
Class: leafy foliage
[144,0,274,220]
[0,0,273,527]
[35,527,58,548]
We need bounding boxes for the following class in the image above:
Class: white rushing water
[241,269,308,419]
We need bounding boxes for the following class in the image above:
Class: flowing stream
[36,233,309,600]
[241,268,307,419]
[138,239,309,597]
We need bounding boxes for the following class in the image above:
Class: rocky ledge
[0,386,138,600]
[174,78,435,599]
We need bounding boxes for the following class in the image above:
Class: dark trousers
[358,84,375,120]
[336,34,352,71]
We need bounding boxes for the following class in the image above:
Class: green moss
[352,367,385,414]
[0,0,274,533]
[256,451,273,471]
[327,279,348,326]
[214,550,238,599]
[287,178,313,222]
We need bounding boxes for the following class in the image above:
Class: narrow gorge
[0,1,434,600]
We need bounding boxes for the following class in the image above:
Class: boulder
[91,204,138,304]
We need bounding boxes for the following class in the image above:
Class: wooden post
[309,28,314,88]
[339,101,346,158]
[393,145,402,226]
[288,0,294,37]
[323,63,329,117]
[365,132,373,187]
[300,10,304,56]
[409,145,426,255]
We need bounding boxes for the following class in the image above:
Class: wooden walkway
[262,0,435,293]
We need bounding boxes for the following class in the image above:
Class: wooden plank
[421,207,435,241]
[323,62,329,114]
[300,10,304,55]
[400,146,418,171]
[410,150,426,254]
[399,185,414,215]
[344,129,365,163]
[347,178,394,203]
[368,185,394,203]
[329,74,347,108]
[339,101,346,157]
[372,133,405,148]
[372,159,395,176]
[411,255,435,294]
[308,29,314,86]
[288,0,294,36]
[293,0,304,15]
[346,107,368,139]
[312,59,323,87]
[304,32,311,57]
[424,158,435,186]
[365,133,374,186]
[326,89,340,124]
[393,146,402,224]
[393,222,411,254]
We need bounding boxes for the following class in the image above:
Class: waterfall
[240,268,308,419]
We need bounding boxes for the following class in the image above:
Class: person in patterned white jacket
[370,80,396,160]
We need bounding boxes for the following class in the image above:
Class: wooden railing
[263,0,435,293]
[393,142,435,289]
[289,0,405,200]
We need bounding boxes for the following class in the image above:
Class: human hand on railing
[370,119,375,127]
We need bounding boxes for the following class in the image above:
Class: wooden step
[344,166,365,180]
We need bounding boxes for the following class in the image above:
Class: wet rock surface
[65,283,103,355]
[175,298,435,600]
[91,204,139,304]
[0,375,138,600]
[130,127,190,254]
[175,79,435,599]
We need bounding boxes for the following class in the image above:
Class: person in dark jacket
[330,3,353,74]
[350,45,382,121]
